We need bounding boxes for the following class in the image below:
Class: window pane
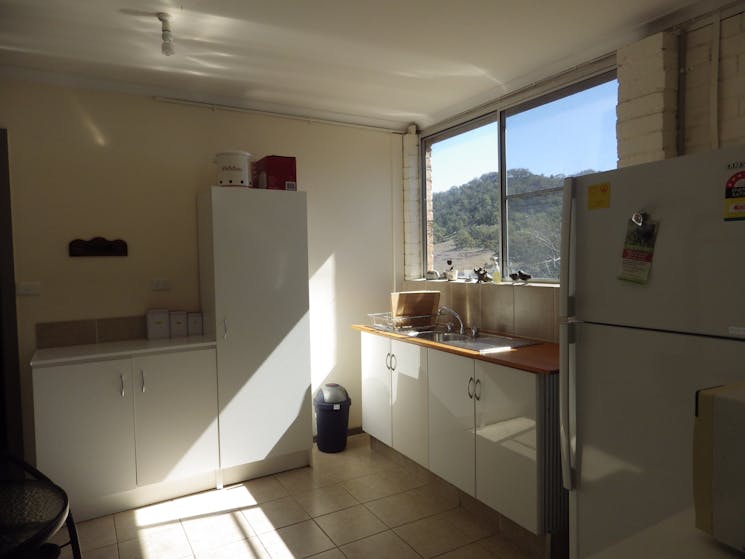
[504,78,617,280]
[506,80,618,196]
[427,121,500,278]
[506,189,563,279]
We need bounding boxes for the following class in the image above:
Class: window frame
[421,69,617,282]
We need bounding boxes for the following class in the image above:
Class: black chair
[0,454,82,559]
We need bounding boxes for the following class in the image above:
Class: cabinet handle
[474,378,481,401]
[390,353,397,372]
[223,318,229,340]
[140,369,146,393]
[467,377,475,399]
[120,374,125,398]
[385,352,391,370]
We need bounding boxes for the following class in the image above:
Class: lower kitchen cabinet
[475,360,539,533]
[390,339,428,467]
[428,348,562,535]
[427,349,475,494]
[360,330,563,535]
[361,331,392,445]
[32,345,218,516]
[132,350,218,486]
[361,332,428,466]
[33,358,137,505]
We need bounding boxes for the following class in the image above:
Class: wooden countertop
[353,325,558,375]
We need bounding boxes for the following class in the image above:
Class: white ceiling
[0,0,724,131]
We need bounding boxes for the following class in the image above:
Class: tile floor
[53,434,541,559]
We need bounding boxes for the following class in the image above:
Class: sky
[430,80,618,192]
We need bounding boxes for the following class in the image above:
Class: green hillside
[433,169,589,279]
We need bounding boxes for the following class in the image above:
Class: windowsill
[409,278,559,287]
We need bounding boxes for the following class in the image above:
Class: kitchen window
[422,73,617,282]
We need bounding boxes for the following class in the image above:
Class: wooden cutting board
[390,291,440,327]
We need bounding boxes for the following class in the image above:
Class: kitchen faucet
[437,306,464,335]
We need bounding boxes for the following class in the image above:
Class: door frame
[0,128,23,456]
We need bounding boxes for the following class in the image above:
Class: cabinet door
[210,189,312,468]
[33,359,136,506]
[428,349,475,495]
[475,361,538,533]
[133,349,219,486]
[391,339,428,467]
[361,332,392,445]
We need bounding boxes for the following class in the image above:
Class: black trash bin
[314,383,352,453]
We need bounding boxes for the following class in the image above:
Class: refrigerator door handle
[560,320,576,490]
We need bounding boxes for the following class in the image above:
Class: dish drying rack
[368,312,437,333]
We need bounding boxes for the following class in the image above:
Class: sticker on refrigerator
[723,170,745,221]
[587,182,611,210]
[618,212,659,284]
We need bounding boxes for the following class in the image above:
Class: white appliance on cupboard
[198,186,312,481]
[560,144,745,558]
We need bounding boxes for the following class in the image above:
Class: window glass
[506,189,563,279]
[428,121,499,278]
[423,76,617,282]
[504,79,617,280]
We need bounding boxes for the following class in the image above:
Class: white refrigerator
[559,144,745,558]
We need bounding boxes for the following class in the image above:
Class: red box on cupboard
[252,156,297,190]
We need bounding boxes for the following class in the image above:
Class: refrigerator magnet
[587,182,611,210]
[618,213,659,284]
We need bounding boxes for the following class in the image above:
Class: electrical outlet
[151,278,171,291]
[16,282,41,296]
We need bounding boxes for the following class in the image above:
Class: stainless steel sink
[413,331,538,354]
[415,331,469,343]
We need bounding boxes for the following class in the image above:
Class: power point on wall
[151,278,171,291]
[16,282,41,296]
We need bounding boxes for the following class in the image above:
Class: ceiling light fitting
[157,12,174,56]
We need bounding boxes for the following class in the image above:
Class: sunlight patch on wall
[309,253,337,393]
[67,91,107,147]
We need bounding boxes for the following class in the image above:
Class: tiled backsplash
[36,315,146,349]
[400,280,559,343]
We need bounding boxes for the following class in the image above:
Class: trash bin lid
[317,383,348,404]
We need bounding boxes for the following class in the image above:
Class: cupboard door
[475,361,538,533]
[132,349,219,486]
[391,339,428,467]
[210,189,311,467]
[33,359,136,507]
[361,332,392,445]
[428,349,475,495]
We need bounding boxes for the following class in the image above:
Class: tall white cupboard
[198,187,312,478]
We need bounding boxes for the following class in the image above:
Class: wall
[684,10,745,152]
[616,9,745,166]
[0,78,402,458]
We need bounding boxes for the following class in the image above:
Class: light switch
[16,282,41,296]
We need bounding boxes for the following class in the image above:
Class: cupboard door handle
[474,378,481,401]
[385,352,391,370]
[120,374,125,398]
[390,354,397,372]
[467,377,475,399]
[140,369,146,393]
[223,318,229,340]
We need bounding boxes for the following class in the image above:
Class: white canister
[215,151,252,186]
